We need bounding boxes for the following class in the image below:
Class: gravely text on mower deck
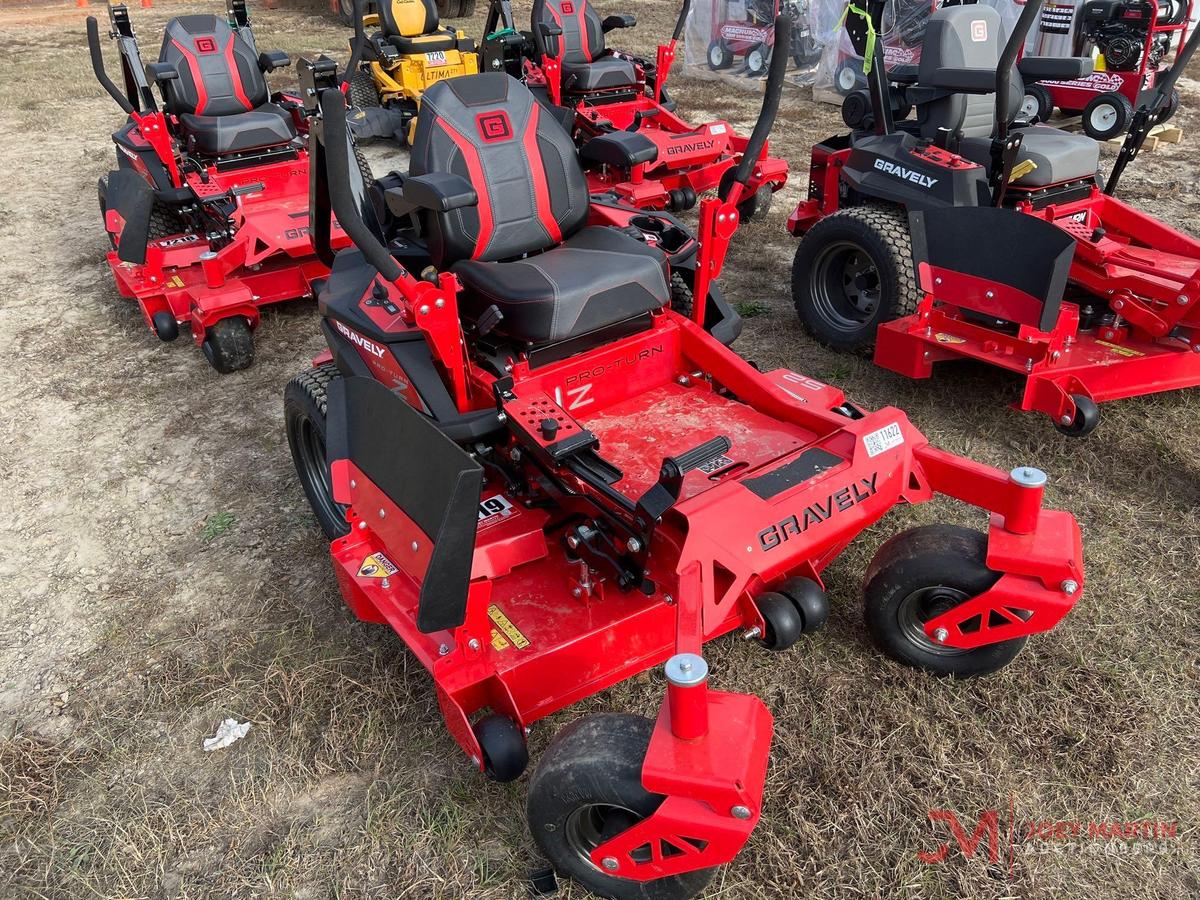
[284,20,1084,900]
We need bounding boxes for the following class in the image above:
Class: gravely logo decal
[334,320,386,358]
[874,158,939,188]
[666,137,716,156]
[759,474,879,551]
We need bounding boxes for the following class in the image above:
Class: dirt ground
[1,0,1198,898]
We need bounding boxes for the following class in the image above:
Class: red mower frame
[485,0,789,215]
[87,1,348,372]
[790,0,1200,434]
[288,28,1083,898]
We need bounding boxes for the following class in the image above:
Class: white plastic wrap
[682,0,827,90]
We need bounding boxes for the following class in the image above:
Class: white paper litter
[203,718,251,752]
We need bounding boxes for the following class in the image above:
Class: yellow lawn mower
[344,0,480,144]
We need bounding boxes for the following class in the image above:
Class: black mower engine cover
[841,132,992,211]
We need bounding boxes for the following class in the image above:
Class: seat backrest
[915,5,1021,142]
[377,0,440,39]
[409,73,591,268]
[532,0,606,64]
[158,15,267,117]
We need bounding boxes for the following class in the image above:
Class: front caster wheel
[151,310,179,342]
[201,316,254,373]
[527,713,715,900]
[1053,393,1100,438]
[474,713,528,783]
[864,525,1027,677]
[777,576,829,633]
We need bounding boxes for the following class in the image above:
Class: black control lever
[634,435,732,537]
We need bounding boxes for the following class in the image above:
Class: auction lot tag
[864,422,904,457]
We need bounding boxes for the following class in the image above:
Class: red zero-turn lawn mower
[790,0,1200,435]
[88,1,348,372]
[1021,0,1191,140]
[284,25,1083,899]
[480,0,789,216]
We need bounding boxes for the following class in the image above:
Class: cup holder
[629,215,689,253]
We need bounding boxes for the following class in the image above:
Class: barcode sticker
[864,422,904,457]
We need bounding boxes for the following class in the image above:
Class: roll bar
[671,0,691,43]
[993,0,1045,143]
[343,0,367,85]
[317,86,404,282]
[731,13,789,188]
[87,16,135,115]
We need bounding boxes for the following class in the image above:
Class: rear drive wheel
[864,525,1027,677]
[707,39,734,70]
[527,714,715,900]
[792,204,919,353]
[1020,83,1053,123]
[438,0,476,16]
[201,316,254,374]
[1159,88,1181,124]
[336,0,354,25]
[348,69,381,109]
[285,362,350,539]
[1082,91,1133,140]
[97,176,116,249]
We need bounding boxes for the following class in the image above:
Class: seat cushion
[452,226,669,344]
[388,30,459,54]
[180,103,297,156]
[563,56,638,92]
[961,125,1099,188]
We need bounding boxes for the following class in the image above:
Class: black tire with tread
[863,524,1027,677]
[285,362,350,539]
[475,714,528,782]
[1082,91,1134,140]
[1022,83,1053,123]
[349,70,381,109]
[527,713,715,900]
[438,0,476,16]
[707,39,734,70]
[792,204,919,353]
[201,317,254,374]
[669,270,693,317]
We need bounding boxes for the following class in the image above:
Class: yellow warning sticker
[934,332,967,344]
[358,552,398,579]
[169,275,185,288]
[488,604,529,650]
[1096,340,1144,358]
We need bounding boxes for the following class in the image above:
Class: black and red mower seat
[914,5,1099,187]
[531,0,638,92]
[376,0,470,55]
[158,15,296,156]
[410,73,669,345]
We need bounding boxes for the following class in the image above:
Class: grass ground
[0,1,1198,898]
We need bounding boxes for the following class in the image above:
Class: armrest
[403,172,478,212]
[259,50,292,72]
[537,21,562,56]
[602,13,636,32]
[1018,55,1093,83]
[145,62,178,84]
[579,131,657,167]
[924,67,1000,93]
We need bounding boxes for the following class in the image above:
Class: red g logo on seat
[476,111,513,144]
[561,1,575,11]
[194,36,218,53]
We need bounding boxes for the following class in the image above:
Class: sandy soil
[1,1,1198,898]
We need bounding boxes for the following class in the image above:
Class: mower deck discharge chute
[89,0,347,372]
[286,21,1083,897]
[480,0,790,216]
[790,0,1200,435]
